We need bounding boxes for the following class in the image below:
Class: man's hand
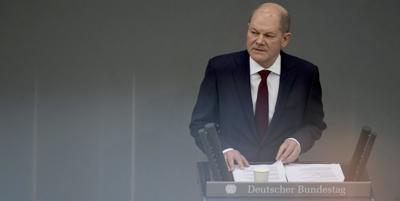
[275,138,301,164]
[223,149,250,171]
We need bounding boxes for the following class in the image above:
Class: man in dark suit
[190,3,326,171]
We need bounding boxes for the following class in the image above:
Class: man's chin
[251,49,270,58]
[250,53,268,61]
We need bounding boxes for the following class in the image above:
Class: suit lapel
[232,51,259,142]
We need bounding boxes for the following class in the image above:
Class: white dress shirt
[250,54,280,121]
[223,54,300,153]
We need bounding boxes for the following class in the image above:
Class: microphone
[198,128,223,181]
[204,123,234,181]
[346,126,376,181]
[198,123,234,181]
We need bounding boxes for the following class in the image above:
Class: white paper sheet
[285,163,345,182]
[232,161,287,182]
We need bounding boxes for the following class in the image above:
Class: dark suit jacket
[190,50,326,162]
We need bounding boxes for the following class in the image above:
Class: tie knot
[258,70,270,80]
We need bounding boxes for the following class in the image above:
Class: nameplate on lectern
[206,182,371,197]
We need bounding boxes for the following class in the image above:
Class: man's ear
[281,32,292,48]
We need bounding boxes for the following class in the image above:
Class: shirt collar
[249,54,281,76]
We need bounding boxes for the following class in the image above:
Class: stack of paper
[232,161,345,182]
[232,161,286,182]
[285,163,345,182]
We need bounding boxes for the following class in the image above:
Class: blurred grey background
[1,0,399,201]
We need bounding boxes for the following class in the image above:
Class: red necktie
[255,70,270,137]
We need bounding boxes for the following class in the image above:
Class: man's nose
[255,34,264,44]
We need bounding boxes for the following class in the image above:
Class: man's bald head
[250,3,291,33]
[246,2,292,68]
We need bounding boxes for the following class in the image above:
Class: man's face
[246,11,291,68]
